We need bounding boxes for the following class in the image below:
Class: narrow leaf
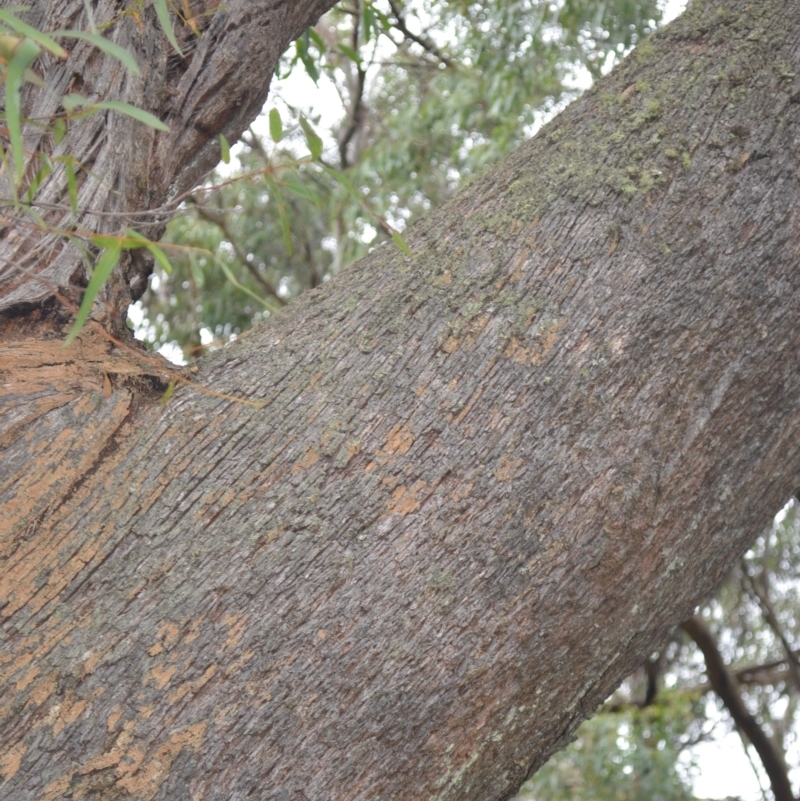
[123,228,173,275]
[23,155,51,203]
[325,166,361,203]
[266,175,292,256]
[282,179,321,205]
[215,255,271,308]
[337,43,361,64]
[82,0,97,33]
[61,92,89,112]
[392,230,411,256]
[0,10,66,57]
[95,100,169,131]
[268,108,283,143]
[52,117,66,143]
[308,28,325,50]
[65,241,122,345]
[219,133,230,164]
[153,0,184,57]
[299,114,323,161]
[57,30,140,75]
[6,37,41,183]
[160,380,177,405]
[64,157,77,215]
[362,3,375,43]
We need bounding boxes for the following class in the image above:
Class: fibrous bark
[1,1,800,800]
[0,0,336,317]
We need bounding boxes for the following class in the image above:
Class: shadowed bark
[1,1,800,799]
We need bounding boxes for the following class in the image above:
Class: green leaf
[123,228,173,275]
[219,133,230,164]
[325,166,361,203]
[392,230,411,256]
[265,175,292,256]
[337,43,361,64]
[82,0,97,33]
[52,117,66,144]
[214,254,271,308]
[64,157,78,215]
[95,100,169,131]
[282,179,321,205]
[0,10,66,57]
[308,28,325,51]
[61,92,89,112]
[23,154,51,203]
[299,114,323,161]
[65,239,122,345]
[153,0,184,57]
[56,30,140,75]
[5,37,41,183]
[362,2,374,43]
[160,380,177,405]
[268,108,283,143]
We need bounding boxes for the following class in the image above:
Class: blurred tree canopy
[134,3,800,799]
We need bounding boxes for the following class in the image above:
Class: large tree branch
[1,2,800,799]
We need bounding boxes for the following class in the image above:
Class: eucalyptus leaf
[0,10,66,57]
[269,108,283,143]
[56,30,140,75]
[299,115,323,161]
[95,100,169,131]
[5,37,40,183]
[153,0,184,57]
[220,133,231,164]
[65,240,122,345]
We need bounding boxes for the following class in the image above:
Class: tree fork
[2,2,800,800]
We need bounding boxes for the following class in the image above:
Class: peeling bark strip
[0,0,337,315]
[2,2,800,800]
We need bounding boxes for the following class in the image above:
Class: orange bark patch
[15,665,38,691]
[0,743,26,780]
[452,387,484,426]
[387,480,427,516]
[145,663,177,690]
[441,335,460,353]
[382,423,414,456]
[29,672,57,707]
[223,650,254,676]
[51,698,88,736]
[494,455,522,482]
[292,447,319,474]
[532,321,561,363]
[167,664,217,704]
[115,722,208,799]
[107,705,123,732]
[449,482,474,502]
[223,613,250,649]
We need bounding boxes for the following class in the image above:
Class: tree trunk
[2,2,800,800]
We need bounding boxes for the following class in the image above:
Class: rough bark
[2,1,800,800]
[0,0,336,318]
